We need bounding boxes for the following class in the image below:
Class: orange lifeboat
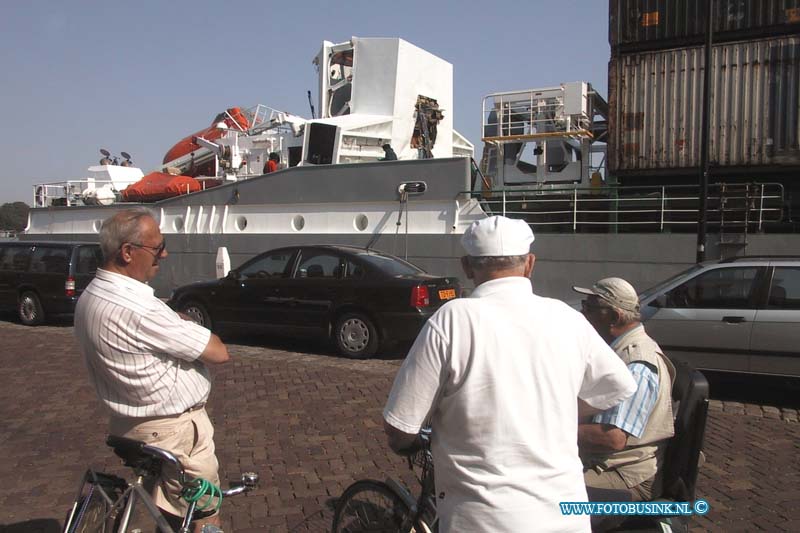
[162,107,250,177]
[122,172,202,202]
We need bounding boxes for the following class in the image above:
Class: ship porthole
[92,220,103,233]
[292,215,305,231]
[354,214,368,231]
[235,216,248,231]
[173,216,185,232]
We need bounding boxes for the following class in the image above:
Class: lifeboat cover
[122,172,202,202]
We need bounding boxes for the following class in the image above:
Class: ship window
[292,215,305,231]
[354,214,368,232]
[235,216,248,232]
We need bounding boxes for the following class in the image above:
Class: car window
[0,245,32,272]
[240,250,294,279]
[354,252,424,277]
[639,264,704,302]
[31,247,70,274]
[767,267,800,310]
[664,267,759,309]
[76,246,102,274]
[296,252,342,279]
[345,260,367,280]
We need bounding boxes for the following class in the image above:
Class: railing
[481,87,594,144]
[472,183,785,232]
[33,180,121,207]
[32,178,218,208]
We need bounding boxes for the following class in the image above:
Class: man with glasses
[573,278,676,506]
[74,207,230,532]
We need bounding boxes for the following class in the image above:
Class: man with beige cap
[383,216,637,533]
[574,277,676,504]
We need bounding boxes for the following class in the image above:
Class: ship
[22,4,800,300]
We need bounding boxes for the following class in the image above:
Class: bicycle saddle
[108,435,186,479]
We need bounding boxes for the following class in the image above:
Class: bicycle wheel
[332,479,413,533]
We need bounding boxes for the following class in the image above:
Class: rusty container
[608,35,800,178]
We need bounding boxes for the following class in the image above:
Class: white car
[639,256,800,377]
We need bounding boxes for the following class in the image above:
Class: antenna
[307,90,316,119]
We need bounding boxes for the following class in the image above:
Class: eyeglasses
[581,299,611,312]
[127,239,166,257]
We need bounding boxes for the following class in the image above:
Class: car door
[28,245,71,311]
[642,265,763,373]
[72,245,102,295]
[280,249,345,333]
[227,248,298,329]
[0,244,33,308]
[749,263,800,376]
[0,246,10,309]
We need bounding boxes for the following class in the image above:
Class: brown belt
[183,402,206,414]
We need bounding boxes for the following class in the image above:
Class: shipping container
[610,0,800,52]
[608,35,800,177]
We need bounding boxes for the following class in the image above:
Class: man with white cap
[573,278,676,504]
[383,216,637,532]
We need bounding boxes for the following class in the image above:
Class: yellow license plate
[438,289,456,300]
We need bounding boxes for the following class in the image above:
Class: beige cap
[461,216,534,256]
[573,277,640,313]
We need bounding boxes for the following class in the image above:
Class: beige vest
[589,326,676,487]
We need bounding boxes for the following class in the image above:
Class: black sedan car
[168,245,461,358]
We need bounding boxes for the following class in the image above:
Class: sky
[0,0,610,205]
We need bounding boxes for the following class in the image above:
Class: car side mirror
[226,270,239,281]
[649,295,666,308]
[298,268,308,278]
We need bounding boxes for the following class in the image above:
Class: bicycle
[331,428,437,533]
[62,435,258,533]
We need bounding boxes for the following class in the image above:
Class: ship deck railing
[33,179,127,207]
[471,182,785,233]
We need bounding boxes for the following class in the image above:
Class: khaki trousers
[584,467,656,502]
[109,407,220,517]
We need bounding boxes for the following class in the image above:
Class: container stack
[607,0,800,189]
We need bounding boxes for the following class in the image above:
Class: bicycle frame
[62,469,178,533]
[63,436,259,533]
[116,476,177,533]
[385,477,436,533]
[389,431,438,533]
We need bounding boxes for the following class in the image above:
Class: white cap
[573,277,640,313]
[461,216,534,256]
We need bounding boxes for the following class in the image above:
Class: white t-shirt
[74,269,212,418]
[383,277,636,533]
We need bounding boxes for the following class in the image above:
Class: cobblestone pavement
[0,320,798,532]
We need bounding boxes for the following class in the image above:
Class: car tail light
[410,284,430,308]
[65,277,76,297]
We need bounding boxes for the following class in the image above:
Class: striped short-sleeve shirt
[74,269,212,418]
[591,361,659,438]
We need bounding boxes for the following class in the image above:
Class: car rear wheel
[18,291,44,326]
[334,312,379,359]
[180,301,212,329]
